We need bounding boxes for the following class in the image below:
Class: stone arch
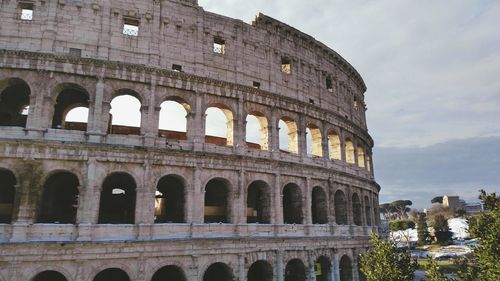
[31,271,69,281]
[352,193,362,226]
[203,262,233,281]
[311,186,328,224]
[339,255,353,281]
[51,83,90,131]
[27,264,73,281]
[0,168,16,223]
[357,145,365,168]
[155,174,186,223]
[204,178,232,223]
[205,103,234,146]
[284,258,306,281]
[279,116,298,154]
[247,260,273,281]
[315,255,331,281]
[306,123,322,157]
[151,265,187,281]
[328,130,341,160]
[282,183,303,224]
[345,138,355,164]
[37,171,79,224]
[247,180,271,224]
[364,195,372,226]
[108,89,142,135]
[334,190,348,225]
[93,268,130,281]
[246,111,269,150]
[0,77,31,127]
[366,149,372,172]
[158,96,191,140]
[98,172,137,224]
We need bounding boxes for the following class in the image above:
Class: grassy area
[417,259,461,274]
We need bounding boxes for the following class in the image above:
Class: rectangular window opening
[69,48,82,57]
[172,64,183,72]
[123,18,139,37]
[252,81,261,89]
[213,37,225,54]
[309,98,315,104]
[326,77,333,92]
[281,58,291,74]
[19,3,34,21]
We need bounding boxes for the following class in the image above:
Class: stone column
[191,164,203,223]
[298,114,307,159]
[274,173,283,224]
[190,93,205,151]
[332,254,340,281]
[234,96,246,154]
[340,130,347,162]
[186,259,199,281]
[238,254,246,281]
[86,77,106,141]
[308,252,317,281]
[352,253,360,281]
[141,83,158,147]
[136,161,155,240]
[346,187,353,225]
[270,113,280,159]
[305,177,312,225]
[77,157,100,241]
[276,251,285,281]
[25,82,47,132]
[234,169,246,224]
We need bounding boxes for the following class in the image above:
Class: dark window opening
[98,173,136,224]
[203,263,233,281]
[312,187,328,224]
[284,259,306,281]
[172,64,183,72]
[315,256,331,281]
[248,260,273,281]
[252,81,261,89]
[326,77,333,92]
[18,3,33,21]
[33,271,68,281]
[0,78,30,127]
[334,190,348,225]
[152,265,187,281]
[309,98,314,104]
[204,178,230,223]
[155,175,185,223]
[213,37,225,54]
[0,169,16,223]
[247,181,271,224]
[281,57,291,74]
[69,48,82,57]
[283,183,303,224]
[37,172,79,224]
[353,97,359,109]
[339,256,353,281]
[52,84,89,131]
[123,18,139,36]
[352,193,362,226]
[94,268,130,281]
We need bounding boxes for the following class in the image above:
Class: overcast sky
[198,0,500,208]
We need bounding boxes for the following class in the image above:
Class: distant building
[443,196,465,211]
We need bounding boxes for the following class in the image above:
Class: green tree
[431,196,444,204]
[425,258,454,281]
[458,190,500,281]
[416,212,430,245]
[390,219,416,248]
[432,214,452,245]
[380,200,413,220]
[359,234,416,281]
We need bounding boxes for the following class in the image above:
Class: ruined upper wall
[0,0,368,129]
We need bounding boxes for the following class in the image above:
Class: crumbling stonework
[0,1,379,280]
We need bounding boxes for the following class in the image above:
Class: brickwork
[0,1,379,281]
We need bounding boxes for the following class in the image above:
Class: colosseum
[0,1,380,281]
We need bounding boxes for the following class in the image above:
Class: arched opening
[33,271,68,281]
[203,263,233,281]
[339,255,353,281]
[248,260,273,281]
[345,139,355,164]
[357,146,365,168]
[205,104,234,146]
[334,190,348,225]
[245,112,269,150]
[364,195,372,226]
[37,171,79,224]
[328,131,341,160]
[109,91,142,135]
[0,78,30,127]
[151,265,187,281]
[158,99,190,140]
[204,178,230,223]
[283,183,303,224]
[155,175,185,223]
[98,173,136,224]
[247,181,271,224]
[312,186,328,224]
[0,169,16,223]
[306,124,322,157]
[51,84,89,131]
[284,259,306,281]
[93,268,130,281]
[352,193,362,226]
[366,152,372,172]
[279,117,298,154]
[315,256,331,281]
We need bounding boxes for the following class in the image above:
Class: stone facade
[0,1,380,281]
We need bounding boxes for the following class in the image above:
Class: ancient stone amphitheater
[0,1,380,281]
